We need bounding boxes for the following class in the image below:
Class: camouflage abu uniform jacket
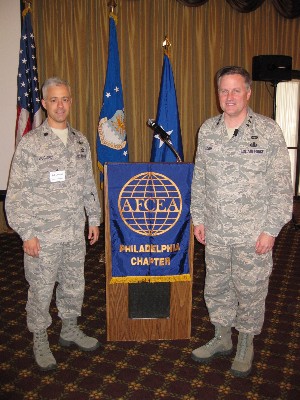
[191,108,293,246]
[5,120,101,243]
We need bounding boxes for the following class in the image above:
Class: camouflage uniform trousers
[24,235,86,332]
[204,241,273,335]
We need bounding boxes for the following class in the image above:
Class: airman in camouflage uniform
[190,66,293,377]
[5,77,101,371]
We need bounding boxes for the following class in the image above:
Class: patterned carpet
[0,208,300,400]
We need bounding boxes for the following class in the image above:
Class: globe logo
[118,172,182,236]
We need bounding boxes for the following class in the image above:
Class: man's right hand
[23,237,40,257]
[194,224,206,245]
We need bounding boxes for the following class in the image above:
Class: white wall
[0,0,20,191]
[276,81,300,196]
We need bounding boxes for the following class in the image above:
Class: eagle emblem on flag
[98,109,127,150]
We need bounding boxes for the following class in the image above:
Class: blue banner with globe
[107,163,194,283]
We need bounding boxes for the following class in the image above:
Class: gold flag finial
[107,0,117,13]
[22,0,32,17]
[162,35,171,57]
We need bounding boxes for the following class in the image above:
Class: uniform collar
[215,107,254,129]
[41,119,74,139]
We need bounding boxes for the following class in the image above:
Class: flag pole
[157,35,182,163]
[107,0,117,13]
[97,0,129,187]
[150,35,184,162]
[163,35,171,58]
[22,0,32,17]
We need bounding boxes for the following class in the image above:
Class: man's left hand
[88,226,99,245]
[255,232,275,255]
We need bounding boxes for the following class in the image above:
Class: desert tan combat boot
[33,330,57,371]
[192,325,233,362]
[230,332,254,377]
[59,318,100,351]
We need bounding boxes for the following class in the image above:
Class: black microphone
[233,129,239,137]
[147,119,171,141]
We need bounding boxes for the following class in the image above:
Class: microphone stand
[157,135,182,163]
[147,119,182,162]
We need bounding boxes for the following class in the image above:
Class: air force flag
[97,13,129,186]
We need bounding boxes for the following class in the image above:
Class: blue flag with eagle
[97,13,129,186]
[150,53,184,162]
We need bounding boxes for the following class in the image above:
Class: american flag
[16,8,42,145]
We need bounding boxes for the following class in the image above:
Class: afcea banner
[107,163,194,283]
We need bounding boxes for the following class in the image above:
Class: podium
[104,163,194,341]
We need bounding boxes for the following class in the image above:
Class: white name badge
[50,170,65,182]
